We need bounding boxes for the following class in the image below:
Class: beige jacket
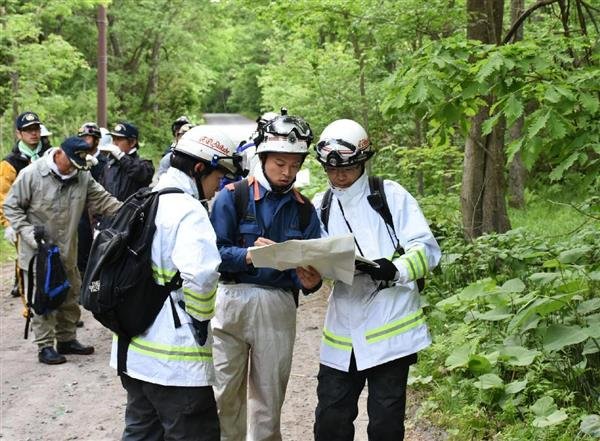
[3,149,122,269]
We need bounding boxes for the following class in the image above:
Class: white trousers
[212,284,297,441]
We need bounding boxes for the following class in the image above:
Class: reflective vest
[110,167,221,386]
[313,173,441,372]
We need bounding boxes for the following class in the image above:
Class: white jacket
[110,167,221,386]
[313,173,441,372]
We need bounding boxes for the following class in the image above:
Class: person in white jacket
[312,119,441,441]
[111,126,242,441]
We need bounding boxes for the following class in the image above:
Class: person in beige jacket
[3,137,122,365]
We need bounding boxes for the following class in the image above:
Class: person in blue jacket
[210,113,322,441]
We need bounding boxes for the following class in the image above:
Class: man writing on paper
[210,111,322,441]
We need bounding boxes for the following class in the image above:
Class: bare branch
[502,0,561,44]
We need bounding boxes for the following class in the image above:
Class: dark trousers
[120,374,220,441]
[314,352,417,441]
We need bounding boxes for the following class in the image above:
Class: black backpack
[320,175,425,291]
[24,236,70,339]
[80,187,184,373]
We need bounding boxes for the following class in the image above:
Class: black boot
[57,340,94,355]
[38,347,67,365]
[10,282,20,298]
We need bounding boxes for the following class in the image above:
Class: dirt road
[0,259,444,440]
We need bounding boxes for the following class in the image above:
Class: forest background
[1,0,599,439]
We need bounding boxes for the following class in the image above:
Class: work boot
[57,340,94,355]
[38,347,67,365]
[10,283,20,298]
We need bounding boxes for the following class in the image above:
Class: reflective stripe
[128,336,212,362]
[184,287,216,319]
[322,327,353,351]
[365,309,426,344]
[152,266,177,284]
[399,248,428,280]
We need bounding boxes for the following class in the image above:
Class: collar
[45,148,78,180]
[17,140,42,160]
[330,171,369,204]
[155,166,199,199]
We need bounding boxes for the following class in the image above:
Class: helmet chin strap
[192,167,209,207]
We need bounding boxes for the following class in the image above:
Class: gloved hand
[98,144,124,160]
[360,258,398,282]
[33,225,46,243]
[3,226,16,245]
[190,317,210,346]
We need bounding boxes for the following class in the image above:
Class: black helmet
[78,122,102,139]
[171,116,191,136]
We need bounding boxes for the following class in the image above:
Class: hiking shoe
[57,340,94,355]
[10,284,20,298]
[38,347,67,365]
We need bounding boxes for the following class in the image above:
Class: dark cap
[60,136,92,169]
[78,122,102,139]
[110,121,139,139]
[16,112,42,130]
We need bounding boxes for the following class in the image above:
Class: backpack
[231,177,312,232]
[320,175,425,291]
[24,237,70,339]
[80,187,184,373]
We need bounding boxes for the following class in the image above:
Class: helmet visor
[263,116,312,139]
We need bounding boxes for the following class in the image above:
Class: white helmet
[315,119,373,167]
[255,114,313,156]
[40,124,52,137]
[175,126,242,178]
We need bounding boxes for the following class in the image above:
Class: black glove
[33,226,46,243]
[361,258,398,282]
[190,317,209,346]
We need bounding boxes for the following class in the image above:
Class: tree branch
[502,0,561,44]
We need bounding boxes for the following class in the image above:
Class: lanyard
[336,199,365,257]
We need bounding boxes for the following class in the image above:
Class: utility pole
[97,5,108,127]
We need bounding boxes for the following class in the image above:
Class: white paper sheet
[248,234,358,285]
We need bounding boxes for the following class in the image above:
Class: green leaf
[582,339,600,355]
[531,396,556,417]
[533,410,568,428]
[409,78,428,104]
[499,346,540,367]
[529,272,560,284]
[468,355,492,375]
[459,279,497,301]
[557,246,590,263]
[584,323,600,339]
[499,278,525,293]
[578,298,600,315]
[445,344,471,370]
[549,152,581,181]
[503,94,524,126]
[580,414,600,437]
[540,324,588,352]
[526,110,550,140]
[472,307,512,321]
[474,373,503,390]
[579,93,599,114]
[505,379,527,394]
[482,112,502,136]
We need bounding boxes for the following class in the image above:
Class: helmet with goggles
[256,113,313,156]
[315,119,372,167]
[171,115,191,136]
[78,122,102,139]
[174,126,243,179]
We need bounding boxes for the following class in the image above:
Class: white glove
[3,226,16,245]
[98,144,124,160]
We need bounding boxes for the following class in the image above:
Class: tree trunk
[461,0,511,239]
[507,0,526,208]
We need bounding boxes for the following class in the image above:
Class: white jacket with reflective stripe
[110,167,221,386]
[313,173,441,372]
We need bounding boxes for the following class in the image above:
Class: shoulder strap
[367,176,394,229]
[319,189,333,233]
[233,179,250,225]
[295,192,312,232]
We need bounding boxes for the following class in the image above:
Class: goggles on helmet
[263,116,313,143]
[317,138,373,167]
[78,123,101,139]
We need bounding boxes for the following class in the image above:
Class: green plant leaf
[579,93,599,113]
[468,354,492,375]
[582,339,600,355]
[474,373,503,390]
[505,379,527,394]
[578,298,600,315]
[540,324,588,352]
[445,344,471,370]
[526,110,550,140]
[531,396,556,417]
[472,307,512,321]
[533,410,568,428]
[499,346,540,367]
[580,414,600,437]
[529,272,560,284]
[557,246,590,264]
[499,278,525,293]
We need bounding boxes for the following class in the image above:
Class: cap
[40,124,52,137]
[60,136,93,169]
[78,122,102,139]
[110,122,139,139]
[16,112,42,130]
